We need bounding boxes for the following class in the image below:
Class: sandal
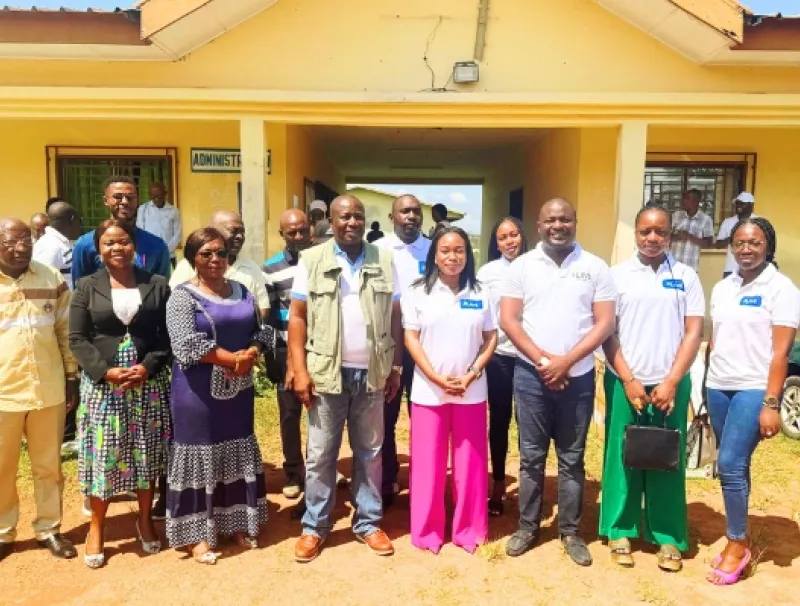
[707,549,751,585]
[192,542,220,565]
[488,496,504,517]
[657,544,683,572]
[609,538,634,567]
[234,534,258,550]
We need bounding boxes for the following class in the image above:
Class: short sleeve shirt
[374,233,431,294]
[707,264,800,391]
[670,210,714,270]
[402,280,496,405]
[610,253,705,385]
[502,242,616,377]
[477,257,516,357]
[716,214,758,275]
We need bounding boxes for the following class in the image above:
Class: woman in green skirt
[600,204,704,571]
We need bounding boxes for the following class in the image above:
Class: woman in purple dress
[165,227,274,564]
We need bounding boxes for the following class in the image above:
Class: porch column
[239,117,267,262]
[611,121,648,264]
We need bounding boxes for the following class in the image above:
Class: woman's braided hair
[731,216,778,269]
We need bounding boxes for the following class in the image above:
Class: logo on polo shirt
[460,299,483,310]
[418,261,426,274]
[570,270,592,282]
[740,295,763,307]
[662,279,685,291]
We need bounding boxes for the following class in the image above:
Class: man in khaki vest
[288,195,402,563]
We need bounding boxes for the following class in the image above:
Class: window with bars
[643,163,747,230]
[56,155,173,231]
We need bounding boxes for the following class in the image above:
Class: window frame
[644,152,757,230]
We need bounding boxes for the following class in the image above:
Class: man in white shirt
[32,201,83,290]
[374,194,431,505]
[715,191,757,278]
[170,210,270,319]
[136,182,182,268]
[670,189,713,270]
[500,198,616,566]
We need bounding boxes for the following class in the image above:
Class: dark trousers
[487,353,516,482]
[381,348,415,493]
[63,407,77,443]
[278,385,305,478]
[514,360,595,536]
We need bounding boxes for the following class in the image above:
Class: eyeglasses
[107,193,138,203]
[732,239,764,251]
[2,238,33,250]
[197,249,228,259]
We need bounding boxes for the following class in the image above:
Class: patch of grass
[437,565,459,580]
[476,537,506,563]
[747,524,772,577]
[634,580,675,606]
[750,435,800,511]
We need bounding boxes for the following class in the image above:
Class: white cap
[735,192,755,204]
[309,199,327,213]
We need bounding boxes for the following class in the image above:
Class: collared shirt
[477,256,516,357]
[136,200,182,256]
[32,226,74,289]
[0,261,77,412]
[707,264,800,391]
[72,227,171,284]
[716,214,759,275]
[292,242,400,369]
[374,232,431,293]
[263,248,299,352]
[402,280,496,406]
[610,253,705,385]
[503,242,616,376]
[169,257,270,312]
[670,210,714,270]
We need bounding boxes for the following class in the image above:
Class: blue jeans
[514,360,595,536]
[706,388,765,541]
[302,368,385,538]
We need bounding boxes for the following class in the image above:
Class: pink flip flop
[707,549,751,585]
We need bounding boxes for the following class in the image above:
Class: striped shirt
[0,261,77,412]
[263,249,299,359]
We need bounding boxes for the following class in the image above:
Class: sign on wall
[190,148,271,174]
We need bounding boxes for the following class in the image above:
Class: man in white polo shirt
[715,192,757,279]
[500,198,616,566]
[374,194,431,505]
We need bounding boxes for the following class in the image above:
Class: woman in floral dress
[69,219,172,568]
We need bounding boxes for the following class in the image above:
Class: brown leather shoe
[294,534,325,563]
[357,529,394,556]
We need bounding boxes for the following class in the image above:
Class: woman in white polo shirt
[402,226,497,554]
[705,217,800,586]
[476,217,528,516]
[601,204,705,572]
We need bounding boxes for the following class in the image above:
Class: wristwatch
[763,396,780,410]
[392,365,403,375]
[469,364,483,379]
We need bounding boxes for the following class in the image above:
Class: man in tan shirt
[0,217,78,562]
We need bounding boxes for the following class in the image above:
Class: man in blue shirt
[71,175,171,284]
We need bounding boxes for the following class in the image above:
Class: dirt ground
[5,396,800,606]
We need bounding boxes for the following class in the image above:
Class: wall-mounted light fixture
[452,61,479,84]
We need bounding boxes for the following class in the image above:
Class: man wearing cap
[715,192,757,278]
[309,200,333,245]
[670,189,713,271]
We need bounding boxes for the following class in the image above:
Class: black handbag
[623,415,681,472]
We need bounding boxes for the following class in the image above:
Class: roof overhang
[0,0,278,61]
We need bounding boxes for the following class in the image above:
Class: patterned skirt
[166,433,269,549]
[78,336,171,500]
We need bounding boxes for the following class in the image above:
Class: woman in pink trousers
[402,226,497,554]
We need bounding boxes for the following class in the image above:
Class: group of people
[1,178,798,588]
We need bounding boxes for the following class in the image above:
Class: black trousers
[381,348,415,493]
[515,360,595,536]
[486,353,516,482]
[277,385,305,477]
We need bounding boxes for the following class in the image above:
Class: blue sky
[13,0,799,13]
[348,184,483,235]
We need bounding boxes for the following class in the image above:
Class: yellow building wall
[648,126,800,289]
[2,0,800,95]
[575,128,618,261]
